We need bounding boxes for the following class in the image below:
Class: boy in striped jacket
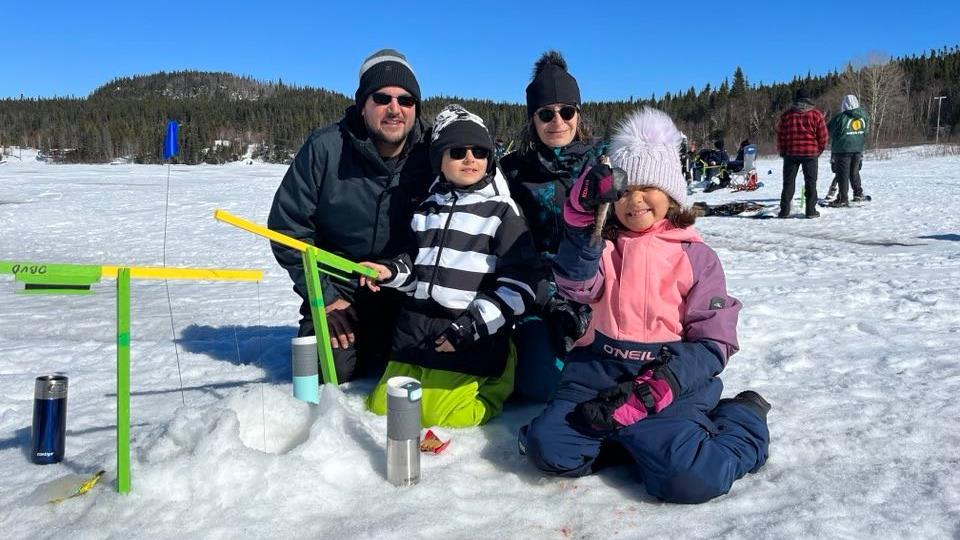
[361,105,540,428]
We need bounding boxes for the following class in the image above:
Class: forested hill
[1,46,958,164]
[89,71,286,101]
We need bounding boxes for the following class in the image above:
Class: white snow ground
[0,148,958,539]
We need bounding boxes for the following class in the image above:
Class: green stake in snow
[116,268,131,493]
[213,209,379,387]
[0,260,263,494]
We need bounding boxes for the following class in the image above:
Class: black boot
[733,390,771,420]
[719,390,771,421]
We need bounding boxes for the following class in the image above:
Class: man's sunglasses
[448,147,490,160]
[371,92,417,108]
[536,106,578,123]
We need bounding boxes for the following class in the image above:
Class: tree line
[1,46,957,164]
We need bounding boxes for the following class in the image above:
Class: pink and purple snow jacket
[552,219,741,398]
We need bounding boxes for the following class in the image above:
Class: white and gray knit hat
[609,107,687,207]
[429,104,494,173]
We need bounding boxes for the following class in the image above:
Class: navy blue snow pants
[519,355,769,504]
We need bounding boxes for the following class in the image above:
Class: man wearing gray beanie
[268,48,433,383]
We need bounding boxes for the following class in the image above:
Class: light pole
[933,95,947,144]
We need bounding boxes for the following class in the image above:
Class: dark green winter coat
[267,106,432,310]
[500,140,606,307]
[829,107,869,153]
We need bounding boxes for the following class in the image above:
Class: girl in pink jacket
[519,107,770,504]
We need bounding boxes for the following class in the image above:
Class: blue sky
[1,0,955,103]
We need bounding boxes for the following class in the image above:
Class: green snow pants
[366,345,517,428]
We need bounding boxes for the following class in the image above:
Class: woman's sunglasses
[448,147,490,160]
[536,106,578,123]
[371,92,417,108]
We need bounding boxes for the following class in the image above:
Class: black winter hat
[355,48,421,111]
[429,105,495,174]
[525,51,581,118]
[794,87,812,102]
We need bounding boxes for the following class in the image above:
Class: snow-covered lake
[1,148,958,539]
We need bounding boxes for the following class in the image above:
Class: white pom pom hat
[609,107,687,207]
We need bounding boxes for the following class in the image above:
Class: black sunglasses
[371,92,417,108]
[448,147,490,160]
[536,105,578,123]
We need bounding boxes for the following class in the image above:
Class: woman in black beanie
[500,50,607,402]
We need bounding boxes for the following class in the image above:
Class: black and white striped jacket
[380,170,539,377]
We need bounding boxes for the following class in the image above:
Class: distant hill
[91,71,264,100]
[90,71,289,101]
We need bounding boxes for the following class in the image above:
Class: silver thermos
[386,376,422,486]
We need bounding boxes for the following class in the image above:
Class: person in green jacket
[826,94,869,206]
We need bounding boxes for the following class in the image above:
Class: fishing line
[248,183,269,453]
[162,161,187,405]
[256,280,267,453]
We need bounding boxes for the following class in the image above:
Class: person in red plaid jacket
[775,88,828,218]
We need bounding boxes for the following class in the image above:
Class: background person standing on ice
[825,94,869,207]
[776,87,828,218]
[519,107,771,504]
[359,105,539,428]
[500,50,606,403]
[267,49,432,383]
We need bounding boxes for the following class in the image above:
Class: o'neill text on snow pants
[519,355,769,504]
[780,156,819,215]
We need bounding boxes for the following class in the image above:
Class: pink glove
[563,164,625,229]
[611,368,679,427]
[575,364,680,431]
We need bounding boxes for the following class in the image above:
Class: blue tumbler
[291,336,320,403]
[32,375,68,464]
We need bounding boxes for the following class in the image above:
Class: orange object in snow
[419,430,451,454]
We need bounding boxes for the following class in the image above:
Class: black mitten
[545,296,592,354]
[574,381,634,432]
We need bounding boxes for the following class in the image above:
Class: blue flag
[163,120,179,160]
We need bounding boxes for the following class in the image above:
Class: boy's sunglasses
[371,92,417,108]
[448,147,490,160]
[536,106,578,123]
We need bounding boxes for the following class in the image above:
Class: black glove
[575,380,635,432]
[545,296,592,354]
[437,310,482,351]
[574,164,628,212]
